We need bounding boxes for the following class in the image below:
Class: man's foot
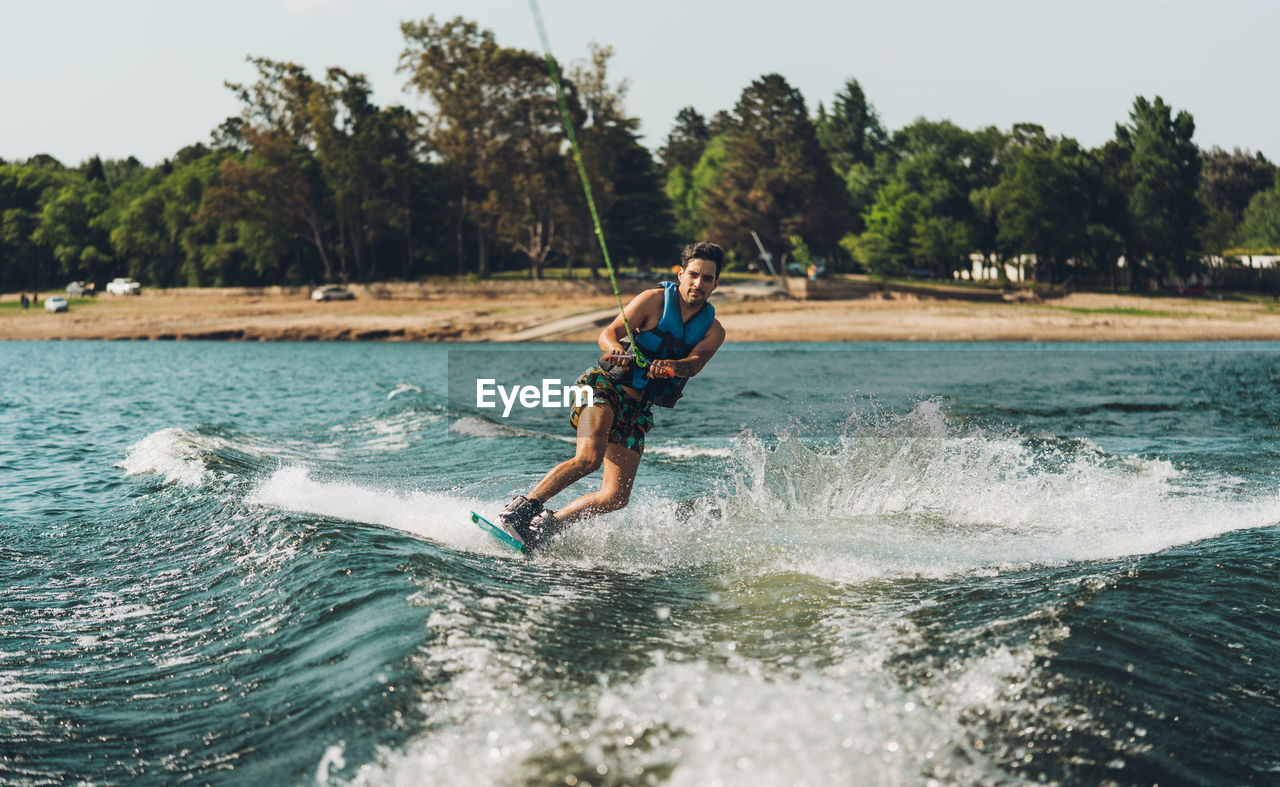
[516,509,565,552]
[496,495,542,547]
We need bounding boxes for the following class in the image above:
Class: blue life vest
[601,281,715,408]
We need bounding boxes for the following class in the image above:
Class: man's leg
[527,403,614,504]
[551,443,642,525]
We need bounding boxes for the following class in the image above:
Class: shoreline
[4,284,1280,343]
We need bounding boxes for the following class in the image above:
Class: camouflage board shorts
[568,367,654,454]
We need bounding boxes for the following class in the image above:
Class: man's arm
[648,319,726,379]
[597,289,664,356]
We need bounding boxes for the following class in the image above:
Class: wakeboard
[471,511,526,554]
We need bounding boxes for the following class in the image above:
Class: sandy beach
[5,280,1280,342]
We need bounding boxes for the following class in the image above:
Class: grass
[1045,305,1189,319]
[0,297,96,312]
[874,275,1004,291]
[485,265,670,281]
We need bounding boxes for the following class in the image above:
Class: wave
[327,409,442,454]
[344,566,1071,786]
[132,399,1280,585]
[683,400,1280,581]
[121,403,442,488]
[119,427,219,486]
[244,400,1280,587]
[120,426,339,486]
[246,466,506,555]
[351,652,1028,786]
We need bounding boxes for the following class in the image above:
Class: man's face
[678,257,719,306]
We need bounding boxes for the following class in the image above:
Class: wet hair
[679,241,725,279]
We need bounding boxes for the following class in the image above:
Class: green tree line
[4,15,1280,293]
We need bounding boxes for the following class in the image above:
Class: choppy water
[3,341,1279,785]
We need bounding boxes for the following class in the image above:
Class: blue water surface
[2,341,1279,785]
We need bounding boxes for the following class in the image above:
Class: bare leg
[528,405,613,504]
[552,442,642,525]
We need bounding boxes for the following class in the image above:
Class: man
[495,240,728,551]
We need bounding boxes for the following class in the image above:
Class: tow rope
[527,0,650,369]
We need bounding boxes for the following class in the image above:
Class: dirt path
[4,287,1280,342]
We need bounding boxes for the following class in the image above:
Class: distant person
[492,241,728,551]
[20,294,28,310]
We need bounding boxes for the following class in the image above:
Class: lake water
[2,341,1279,784]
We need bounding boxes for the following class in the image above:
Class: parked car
[106,277,141,295]
[44,296,68,313]
[311,285,355,301]
[66,281,89,297]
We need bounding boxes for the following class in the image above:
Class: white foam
[387,383,422,400]
[349,591,1045,787]
[245,403,1280,584]
[120,428,210,486]
[326,411,440,454]
[246,466,505,554]
[316,742,347,786]
[448,416,511,439]
[319,399,1279,784]
[645,442,734,460]
[511,401,1280,583]
[680,402,1280,581]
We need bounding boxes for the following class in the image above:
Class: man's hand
[646,359,676,380]
[604,350,634,369]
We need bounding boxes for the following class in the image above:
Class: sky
[2,0,1277,166]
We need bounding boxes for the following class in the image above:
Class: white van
[106,278,141,296]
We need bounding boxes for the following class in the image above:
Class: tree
[1091,138,1134,290]
[597,130,677,267]
[364,105,445,279]
[201,57,338,281]
[316,67,378,280]
[841,229,896,278]
[403,19,663,279]
[1116,96,1202,285]
[701,73,845,263]
[400,17,504,275]
[199,125,334,281]
[31,177,114,283]
[658,107,710,174]
[851,120,994,279]
[401,17,574,277]
[1237,178,1280,250]
[107,148,274,287]
[1197,147,1275,252]
[1199,147,1275,222]
[815,77,888,176]
[814,78,892,247]
[0,165,59,289]
[993,136,1095,283]
[81,156,107,184]
[665,134,726,242]
[860,180,922,272]
[569,44,676,272]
